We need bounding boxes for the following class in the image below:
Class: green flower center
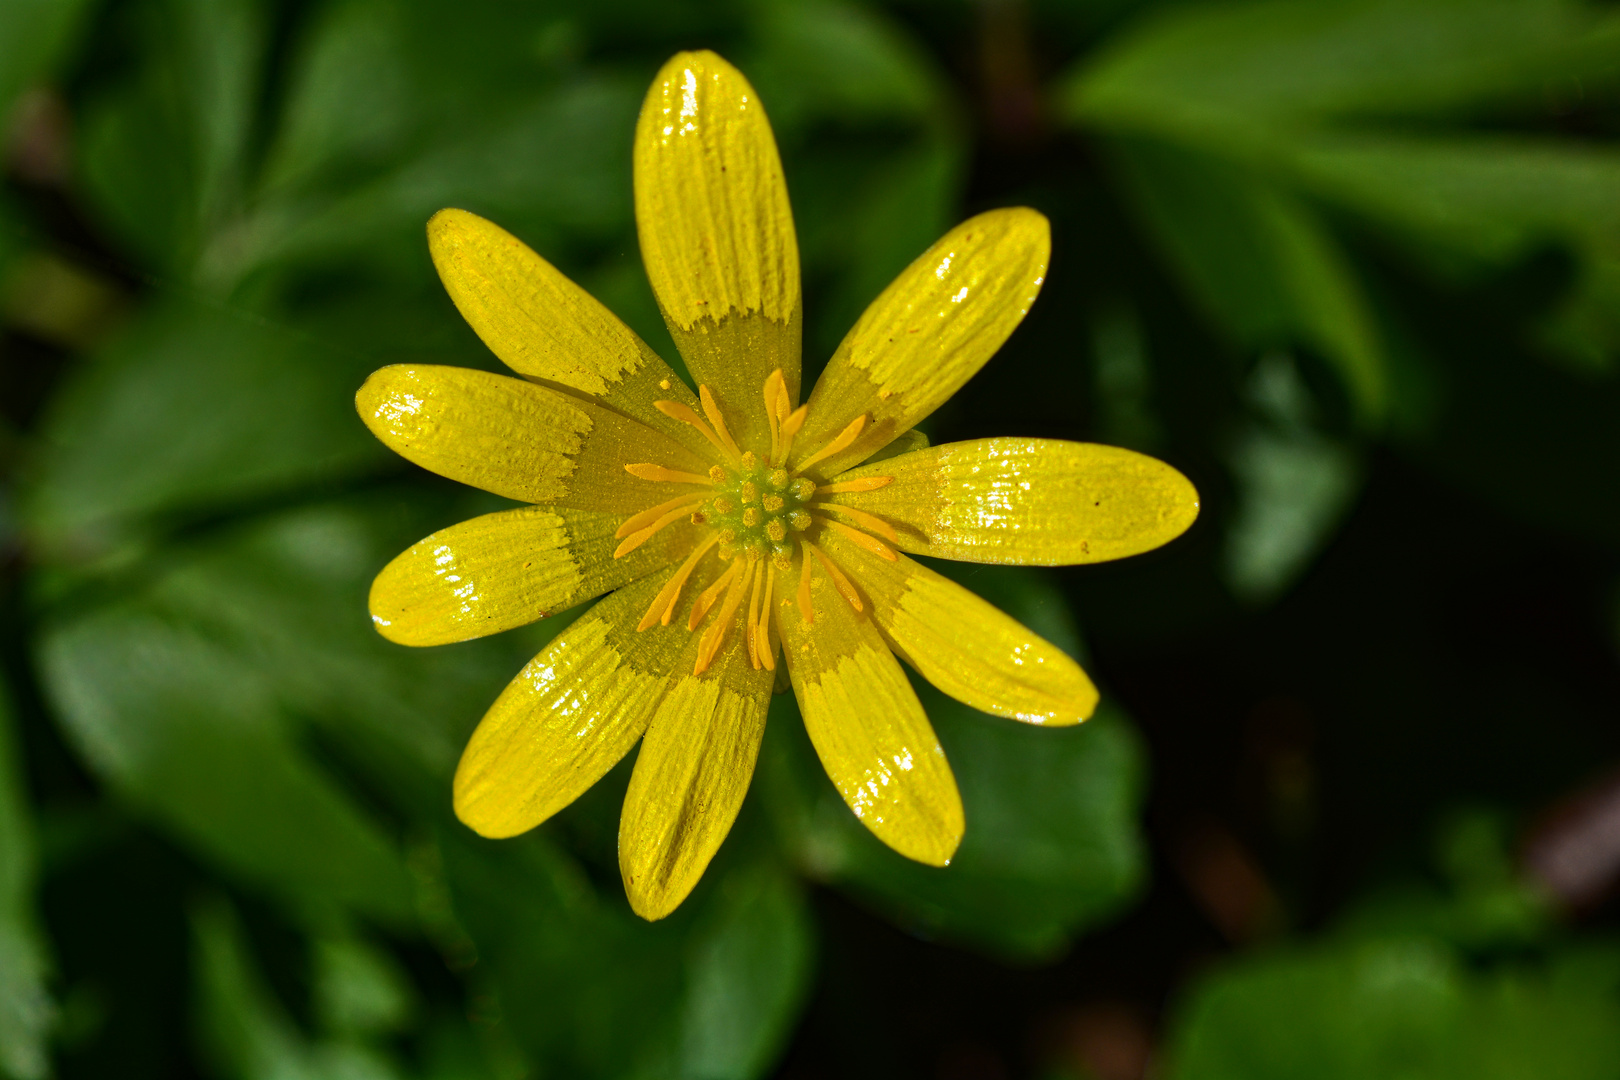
[701,451,814,568]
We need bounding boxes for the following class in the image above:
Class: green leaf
[77,0,268,277]
[746,0,947,132]
[1224,355,1362,602]
[1165,938,1620,1080]
[239,76,641,289]
[676,863,813,1080]
[192,896,413,1080]
[0,0,96,118]
[21,299,384,560]
[763,566,1146,961]
[0,673,53,1080]
[1287,134,1620,372]
[39,605,415,924]
[440,828,812,1080]
[1108,138,1387,421]
[1066,0,1618,149]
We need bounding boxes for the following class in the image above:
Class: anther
[788,510,812,531]
[791,478,816,500]
[709,464,727,482]
[768,468,789,489]
[767,519,786,542]
[740,450,757,470]
[712,498,734,515]
[762,494,784,512]
[740,482,758,504]
[742,507,761,527]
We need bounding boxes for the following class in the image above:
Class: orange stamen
[816,503,898,542]
[797,414,866,474]
[807,541,863,611]
[756,565,777,671]
[695,556,753,675]
[699,385,743,459]
[614,503,698,558]
[818,516,897,561]
[654,399,737,461]
[624,462,713,485]
[745,558,765,669]
[688,558,741,631]
[616,494,707,539]
[636,534,720,631]
[815,475,894,494]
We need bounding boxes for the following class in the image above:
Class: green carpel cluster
[701,451,813,568]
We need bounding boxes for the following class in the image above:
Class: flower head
[357,51,1198,919]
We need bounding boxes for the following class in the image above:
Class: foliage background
[4,0,1620,1076]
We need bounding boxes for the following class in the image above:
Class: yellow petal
[775,564,963,865]
[792,208,1048,478]
[369,507,697,646]
[634,51,801,455]
[426,209,717,461]
[825,437,1199,565]
[453,570,694,839]
[820,531,1097,725]
[356,364,710,512]
[617,561,774,920]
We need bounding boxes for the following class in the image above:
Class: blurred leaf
[1288,135,1620,373]
[240,74,640,291]
[0,674,52,1080]
[1165,937,1620,1080]
[192,896,410,1080]
[764,565,1145,960]
[21,299,384,559]
[1108,138,1387,420]
[0,0,96,116]
[1224,354,1362,601]
[312,935,413,1039]
[442,829,812,1079]
[677,864,813,1080]
[1066,0,1620,382]
[746,0,946,132]
[39,604,415,925]
[259,0,417,198]
[78,0,267,276]
[1069,0,1620,146]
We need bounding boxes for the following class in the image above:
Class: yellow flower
[356,51,1198,920]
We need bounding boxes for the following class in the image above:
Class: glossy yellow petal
[820,531,1097,725]
[426,209,716,461]
[775,564,963,865]
[356,364,710,512]
[453,570,692,839]
[369,507,697,646]
[826,437,1199,565]
[792,209,1048,478]
[618,618,772,921]
[634,50,800,455]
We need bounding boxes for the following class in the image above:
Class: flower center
[700,451,814,569]
[610,367,898,676]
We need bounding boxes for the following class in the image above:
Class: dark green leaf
[22,299,384,559]
[39,606,415,924]
[0,674,52,1080]
[1107,138,1387,421]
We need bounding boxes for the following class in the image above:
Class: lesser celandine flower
[357,51,1198,920]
